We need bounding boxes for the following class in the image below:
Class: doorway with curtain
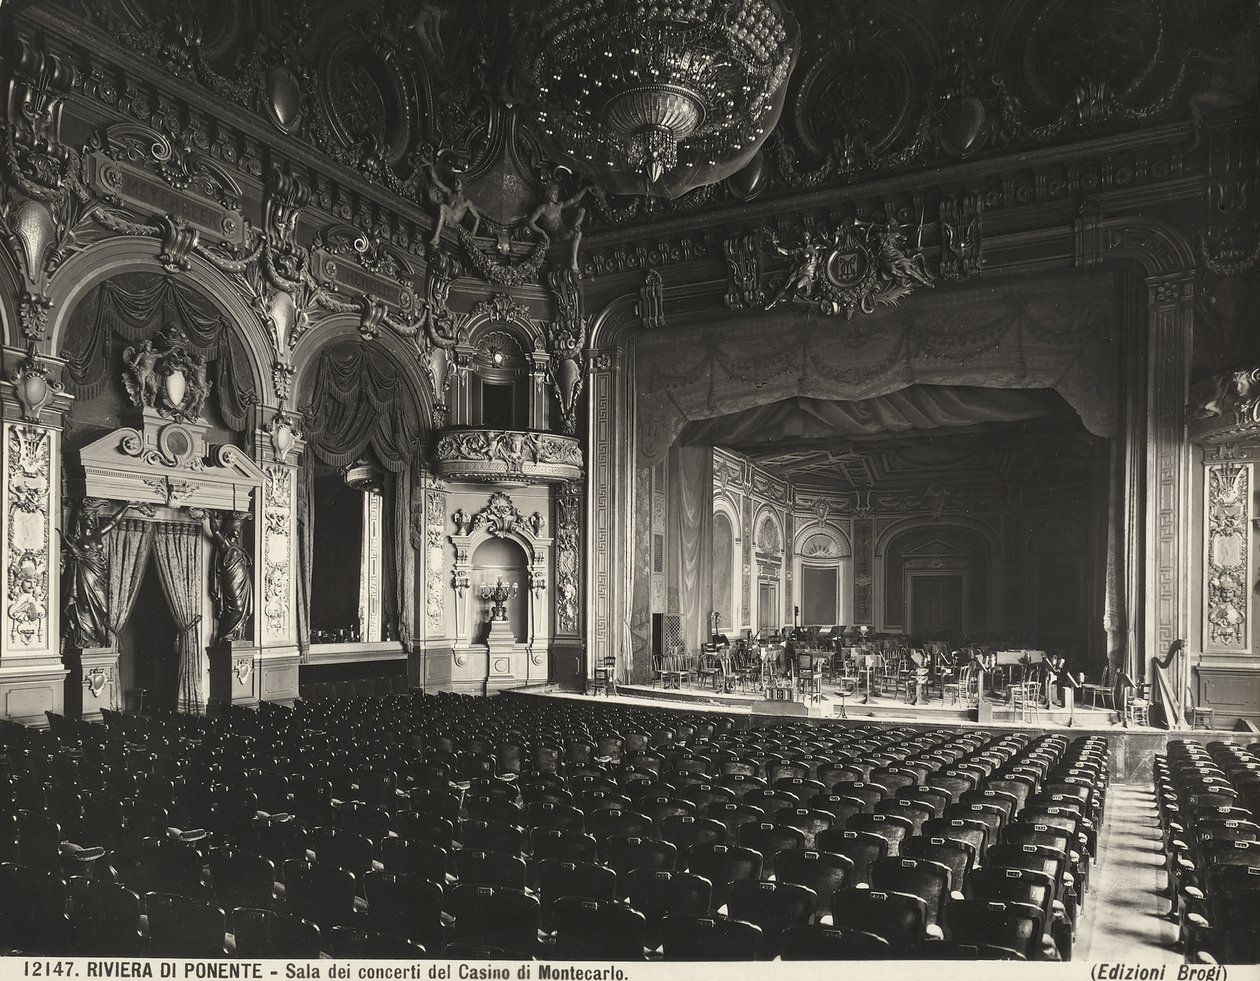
[117,559,180,711]
[109,518,207,713]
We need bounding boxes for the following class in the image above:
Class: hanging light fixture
[525,0,800,199]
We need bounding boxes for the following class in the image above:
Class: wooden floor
[1076,783,1180,962]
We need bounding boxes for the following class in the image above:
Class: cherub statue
[421,150,481,246]
[123,340,162,408]
[527,181,591,271]
[183,354,211,421]
[765,233,823,307]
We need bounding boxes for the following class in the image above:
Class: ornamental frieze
[433,429,583,484]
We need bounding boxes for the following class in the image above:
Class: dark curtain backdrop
[300,342,425,472]
[679,386,1073,447]
[60,272,258,430]
[667,445,712,655]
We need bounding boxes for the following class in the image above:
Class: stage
[614,676,1119,728]
[501,678,1242,785]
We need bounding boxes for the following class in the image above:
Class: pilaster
[2,352,71,723]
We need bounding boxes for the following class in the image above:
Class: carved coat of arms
[764,218,934,319]
[122,329,212,423]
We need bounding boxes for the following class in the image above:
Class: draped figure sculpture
[207,512,253,644]
[62,500,132,648]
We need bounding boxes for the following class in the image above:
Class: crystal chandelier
[526,0,800,199]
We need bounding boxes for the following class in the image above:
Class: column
[1144,274,1194,673]
[249,428,304,705]
[584,348,625,689]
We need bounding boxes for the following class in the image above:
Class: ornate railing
[433,428,583,483]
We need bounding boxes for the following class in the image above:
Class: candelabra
[480,576,519,622]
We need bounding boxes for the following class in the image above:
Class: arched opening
[711,512,735,636]
[471,537,529,644]
[884,524,989,642]
[797,530,851,628]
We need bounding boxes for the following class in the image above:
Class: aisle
[1075,783,1180,962]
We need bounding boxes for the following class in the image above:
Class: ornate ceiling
[30,0,1241,239]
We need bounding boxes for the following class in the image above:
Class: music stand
[857,652,880,705]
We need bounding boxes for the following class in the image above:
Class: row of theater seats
[0,693,1106,960]
[1157,737,1260,964]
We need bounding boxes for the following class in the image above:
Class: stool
[1190,707,1215,730]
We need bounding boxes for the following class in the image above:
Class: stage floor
[521,676,1130,729]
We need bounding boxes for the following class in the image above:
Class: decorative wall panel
[261,464,296,645]
[853,518,874,624]
[1204,461,1250,651]
[4,424,55,653]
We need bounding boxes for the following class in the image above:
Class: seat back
[660,913,763,961]
[830,886,927,952]
[943,899,1045,960]
[868,856,952,928]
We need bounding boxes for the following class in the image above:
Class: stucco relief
[1206,462,1248,649]
[261,465,294,640]
[425,490,446,631]
[6,426,52,649]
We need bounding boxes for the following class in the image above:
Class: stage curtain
[295,453,315,663]
[635,270,1121,467]
[680,387,1071,446]
[153,522,204,712]
[105,518,155,711]
[668,445,713,655]
[300,342,425,472]
[60,272,258,430]
[379,465,414,653]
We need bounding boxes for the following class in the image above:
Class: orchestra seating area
[1156,738,1260,964]
[0,693,1111,960]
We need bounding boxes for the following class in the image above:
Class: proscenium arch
[43,236,272,404]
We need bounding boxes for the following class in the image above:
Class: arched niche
[45,238,271,404]
[793,525,852,628]
[711,509,736,635]
[448,494,553,661]
[55,270,264,450]
[470,537,529,644]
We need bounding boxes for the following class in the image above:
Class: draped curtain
[391,465,414,653]
[105,519,156,711]
[680,387,1076,446]
[667,445,713,654]
[153,523,204,712]
[300,342,425,472]
[636,271,1120,467]
[296,454,315,663]
[60,272,258,430]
